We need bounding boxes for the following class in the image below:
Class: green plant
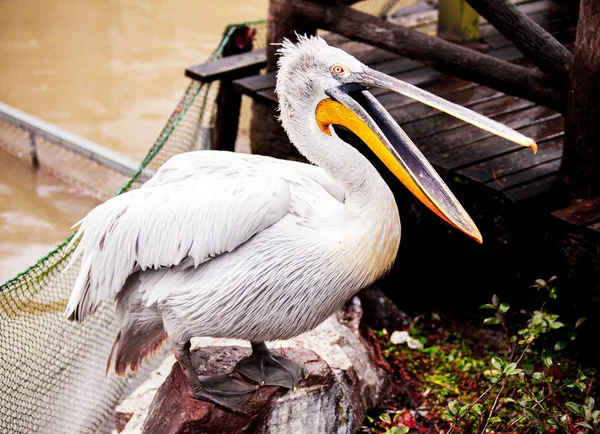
[445,277,593,434]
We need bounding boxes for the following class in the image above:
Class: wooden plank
[432,114,564,171]
[233,72,276,96]
[186,49,267,83]
[485,158,561,191]
[503,173,559,203]
[419,105,556,156]
[457,135,564,183]
[552,197,600,226]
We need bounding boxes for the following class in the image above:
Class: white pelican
[65,36,536,413]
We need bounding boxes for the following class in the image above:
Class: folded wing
[65,175,291,321]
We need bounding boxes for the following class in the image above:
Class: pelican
[65,36,536,413]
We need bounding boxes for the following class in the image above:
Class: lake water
[0,0,267,282]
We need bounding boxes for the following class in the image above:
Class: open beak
[317,69,537,243]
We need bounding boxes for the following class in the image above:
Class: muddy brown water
[0,0,267,283]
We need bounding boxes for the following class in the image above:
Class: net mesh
[0,20,268,434]
[0,2,411,432]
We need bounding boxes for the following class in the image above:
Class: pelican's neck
[280,97,390,205]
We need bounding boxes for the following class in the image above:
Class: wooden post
[437,0,480,43]
[250,0,317,159]
[212,26,257,151]
[562,0,600,198]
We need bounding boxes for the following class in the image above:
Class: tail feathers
[107,324,168,377]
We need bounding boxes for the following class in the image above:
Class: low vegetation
[360,277,598,434]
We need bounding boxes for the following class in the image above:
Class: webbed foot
[235,342,308,389]
[193,374,256,414]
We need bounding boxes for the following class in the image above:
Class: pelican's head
[276,36,538,244]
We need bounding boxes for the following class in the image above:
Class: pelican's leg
[234,341,308,389]
[174,341,256,414]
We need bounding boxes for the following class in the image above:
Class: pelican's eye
[330,64,350,79]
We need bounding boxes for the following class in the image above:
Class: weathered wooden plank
[433,114,564,171]
[552,197,600,226]
[402,95,533,140]
[419,105,556,156]
[233,72,276,96]
[186,49,267,83]
[503,173,559,203]
[485,158,561,191]
[458,135,563,183]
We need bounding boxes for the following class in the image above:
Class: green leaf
[484,317,502,325]
[488,416,502,424]
[554,340,567,351]
[586,397,595,411]
[492,294,500,306]
[543,356,553,367]
[548,275,558,283]
[503,362,518,374]
[550,321,565,329]
[499,302,510,314]
[575,381,587,392]
[592,409,600,424]
[575,422,593,430]
[568,331,578,340]
[458,405,469,418]
[393,412,401,423]
[472,404,483,415]
[491,357,503,370]
[379,413,392,424]
[532,372,545,380]
[443,410,455,421]
[479,303,497,310]
[576,317,587,328]
[566,402,583,416]
[449,400,460,416]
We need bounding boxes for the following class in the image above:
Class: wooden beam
[562,0,600,198]
[465,0,573,84]
[294,0,564,112]
[438,0,480,43]
[185,49,267,83]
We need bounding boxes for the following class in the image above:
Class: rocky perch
[114,288,408,434]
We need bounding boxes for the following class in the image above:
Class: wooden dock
[187,0,598,321]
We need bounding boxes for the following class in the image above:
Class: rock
[357,287,412,332]
[143,347,333,434]
[115,295,391,434]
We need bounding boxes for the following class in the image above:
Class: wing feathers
[65,176,290,321]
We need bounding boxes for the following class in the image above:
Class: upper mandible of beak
[356,67,538,153]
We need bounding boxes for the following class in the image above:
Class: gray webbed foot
[193,374,256,414]
[174,341,256,414]
[235,342,308,389]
